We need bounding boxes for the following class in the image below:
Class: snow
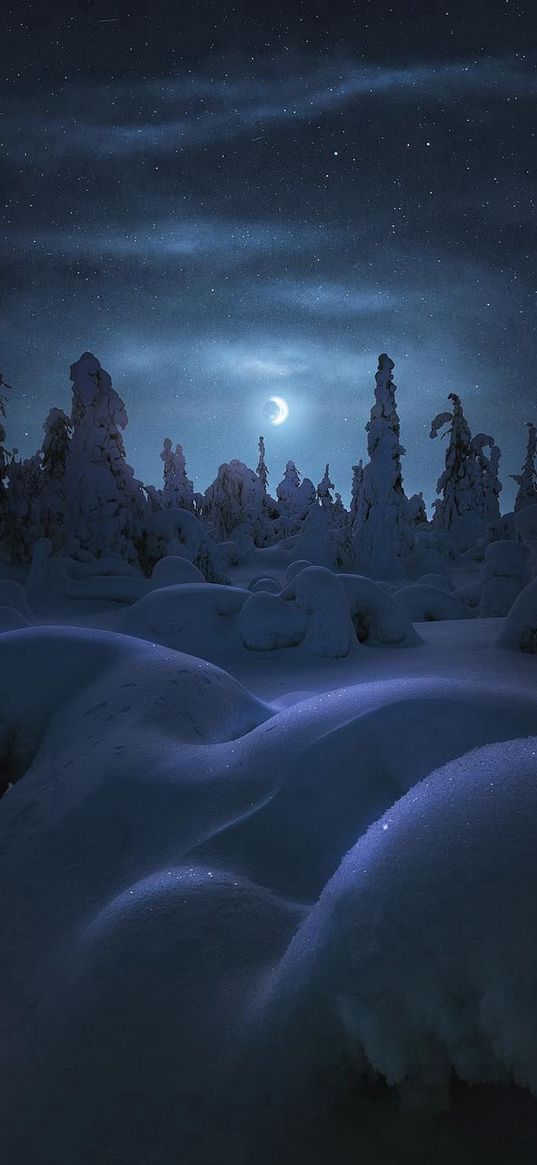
[0,578,35,620]
[262,737,537,1108]
[394,583,470,622]
[497,577,537,652]
[2,349,537,1163]
[1,611,537,1163]
[150,553,206,587]
[338,573,421,646]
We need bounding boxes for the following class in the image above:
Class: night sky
[1,1,536,510]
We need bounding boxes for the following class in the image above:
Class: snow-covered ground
[1,553,537,1164]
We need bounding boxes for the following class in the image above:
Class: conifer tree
[352,354,412,576]
[430,392,501,536]
[161,438,194,510]
[511,423,537,512]
[317,464,334,510]
[256,435,269,491]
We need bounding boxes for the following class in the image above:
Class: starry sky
[1,0,536,510]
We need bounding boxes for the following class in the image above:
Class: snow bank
[338,573,421,646]
[2,627,537,1160]
[497,577,537,652]
[248,575,281,594]
[150,554,205,588]
[204,678,537,903]
[514,503,537,546]
[0,606,31,632]
[263,737,537,1105]
[0,579,35,621]
[281,566,355,657]
[479,540,531,617]
[395,583,469,622]
[64,575,150,604]
[285,559,312,583]
[416,573,454,592]
[238,591,307,651]
[118,582,249,660]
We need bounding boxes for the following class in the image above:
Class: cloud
[4,216,340,266]
[262,280,405,316]
[4,55,535,161]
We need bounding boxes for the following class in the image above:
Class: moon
[263,395,289,425]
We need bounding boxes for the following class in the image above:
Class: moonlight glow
[263,396,289,425]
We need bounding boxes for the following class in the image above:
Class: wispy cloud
[4,55,535,160]
[262,280,405,316]
[5,216,339,264]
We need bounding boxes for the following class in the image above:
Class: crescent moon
[270,395,289,425]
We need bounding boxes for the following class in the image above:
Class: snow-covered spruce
[142,505,228,582]
[202,459,271,547]
[160,438,194,511]
[316,464,334,511]
[275,461,316,534]
[351,354,414,578]
[64,352,148,562]
[430,393,501,545]
[511,422,537,512]
[39,408,72,552]
[256,435,269,492]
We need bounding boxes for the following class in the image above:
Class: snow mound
[201,678,537,901]
[514,503,537,546]
[0,606,32,632]
[395,583,469,622]
[338,574,421,646]
[150,554,205,587]
[0,579,35,621]
[264,737,537,1105]
[240,567,354,657]
[248,576,281,594]
[285,559,313,583]
[64,575,150,604]
[479,540,531,617]
[497,577,537,652]
[0,624,270,800]
[416,573,454,592]
[281,566,355,658]
[483,540,530,578]
[118,582,249,660]
[238,591,307,651]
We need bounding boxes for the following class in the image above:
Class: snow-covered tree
[64,352,147,561]
[332,491,348,527]
[0,376,11,554]
[474,433,502,524]
[352,354,413,577]
[317,464,334,511]
[292,499,351,570]
[511,423,537,512]
[202,459,264,543]
[40,408,72,550]
[276,461,316,531]
[430,393,501,539]
[350,460,363,523]
[256,435,269,492]
[407,491,427,526]
[5,452,42,562]
[160,438,194,510]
